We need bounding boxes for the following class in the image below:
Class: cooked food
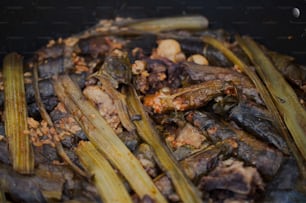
[0,16,305,203]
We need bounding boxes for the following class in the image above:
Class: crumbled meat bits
[167,123,206,149]
[83,85,122,133]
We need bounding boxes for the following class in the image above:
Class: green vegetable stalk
[76,141,133,203]
[126,16,209,32]
[126,85,203,203]
[3,53,34,174]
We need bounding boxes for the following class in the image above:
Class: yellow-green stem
[76,141,133,203]
[126,85,203,203]
[3,52,34,174]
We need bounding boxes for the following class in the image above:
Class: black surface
[0,0,306,64]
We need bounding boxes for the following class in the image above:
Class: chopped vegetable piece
[76,141,133,203]
[3,53,34,174]
[126,16,209,32]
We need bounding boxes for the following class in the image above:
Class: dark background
[0,0,306,64]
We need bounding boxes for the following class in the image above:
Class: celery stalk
[3,53,34,174]
[127,16,208,32]
[76,141,133,203]
[126,85,202,203]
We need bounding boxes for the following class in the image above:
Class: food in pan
[0,16,305,203]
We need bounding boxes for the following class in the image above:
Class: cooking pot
[0,1,305,202]
[0,0,305,64]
